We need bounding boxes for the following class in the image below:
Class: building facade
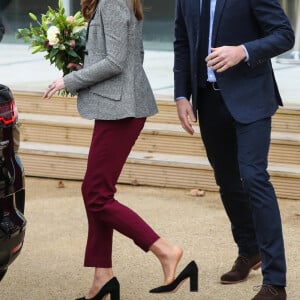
[0,0,298,51]
[0,0,175,50]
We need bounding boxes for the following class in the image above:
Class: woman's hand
[43,63,82,99]
[67,62,83,71]
[43,78,65,99]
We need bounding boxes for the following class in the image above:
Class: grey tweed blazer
[64,0,158,120]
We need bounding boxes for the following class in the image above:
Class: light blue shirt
[206,0,217,82]
[204,0,249,82]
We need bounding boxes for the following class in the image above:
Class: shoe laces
[253,285,279,296]
[236,256,249,264]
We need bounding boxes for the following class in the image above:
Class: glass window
[142,0,175,51]
[71,0,176,51]
[1,0,59,43]
[280,0,299,29]
[70,0,81,15]
[1,0,176,51]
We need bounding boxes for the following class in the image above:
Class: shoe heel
[110,287,120,300]
[252,261,262,271]
[149,261,199,294]
[189,263,198,292]
[190,275,198,292]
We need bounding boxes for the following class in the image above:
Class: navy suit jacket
[174,0,295,123]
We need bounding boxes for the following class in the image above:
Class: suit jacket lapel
[191,0,201,49]
[212,0,227,45]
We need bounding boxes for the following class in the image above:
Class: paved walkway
[0,43,300,106]
[0,178,300,300]
[0,44,299,299]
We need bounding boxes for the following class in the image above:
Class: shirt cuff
[242,45,249,62]
[175,96,187,101]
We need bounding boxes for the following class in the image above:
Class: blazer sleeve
[64,0,130,94]
[244,0,294,67]
[173,0,192,100]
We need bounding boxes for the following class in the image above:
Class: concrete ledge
[1,44,300,106]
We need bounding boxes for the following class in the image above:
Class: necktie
[199,0,211,88]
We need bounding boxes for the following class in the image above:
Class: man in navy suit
[174,0,294,299]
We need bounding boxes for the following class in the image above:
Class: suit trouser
[82,118,160,268]
[197,84,286,286]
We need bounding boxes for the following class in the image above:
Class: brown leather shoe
[252,285,286,300]
[220,253,261,284]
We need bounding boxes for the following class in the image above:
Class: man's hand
[206,46,246,73]
[176,98,197,135]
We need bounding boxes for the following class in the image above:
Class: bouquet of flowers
[16,0,86,78]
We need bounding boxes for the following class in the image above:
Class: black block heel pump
[76,277,120,300]
[149,260,198,294]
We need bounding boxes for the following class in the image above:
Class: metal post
[294,4,300,58]
[62,0,70,16]
[277,0,300,63]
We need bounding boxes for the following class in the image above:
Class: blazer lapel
[85,3,99,42]
[191,0,201,49]
[212,0,227,45]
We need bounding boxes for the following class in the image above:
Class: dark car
[0,84,26,281]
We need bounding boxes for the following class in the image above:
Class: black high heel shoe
[75,277,120,300]
[149,260,198,294]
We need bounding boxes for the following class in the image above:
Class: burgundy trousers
[81,118,160,268]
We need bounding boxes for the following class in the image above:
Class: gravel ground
[1,177,299,300]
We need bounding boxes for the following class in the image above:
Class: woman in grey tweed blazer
[44,0,198,299]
